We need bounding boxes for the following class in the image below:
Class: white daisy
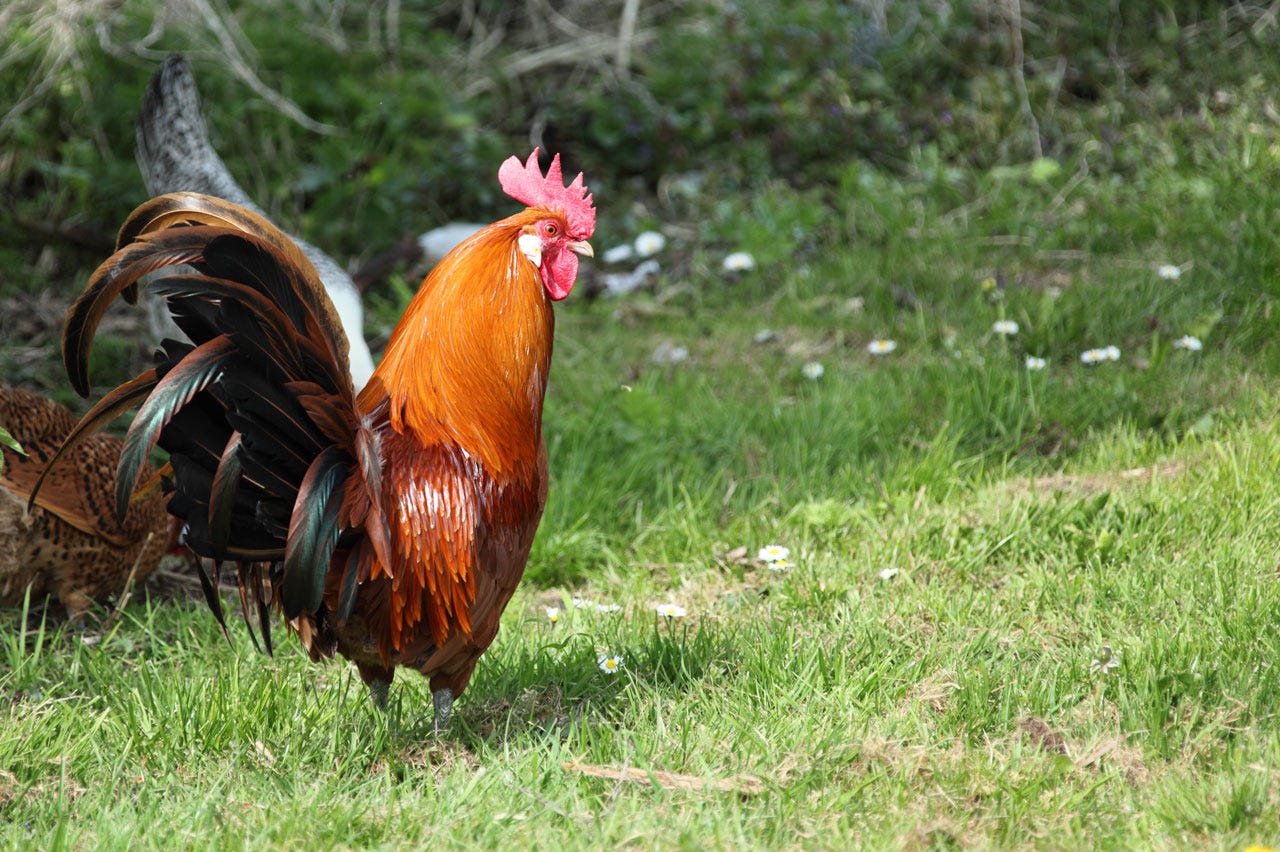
[722,251,756,273]
[1081,346,1120,365]
[867,339,897,356]
[801,361,825,380]
[765,558,792,572]
[598,654,623,674]
[594,603,622,614]
[1156,264,1182,280]
[571,597,595,609]
[633,231,666,257]
[992,320,1019,336]
[655,603,687,618]
[544,606,561,623]
[757,545,790,562]
[1025,356,1047,371]
[878,567,900,581]
[1172,335,1203,352]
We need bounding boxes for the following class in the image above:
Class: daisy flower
[633,231,666,257]
[1172,335,1203,352]
[598,654,623,674]
[991,319,1019,336]
[723,252,756,273]
[1156,263,1182,280]
[757,545,790,563]
[878,567,900,581]
[1080,346,1120,365]
[1025,356,1047,371]
[867,339,897,356]
[765,558,792,572]
[594,603,622,614]
[544,606,561,623]
[655,603,687,618]
[801,361,825,380]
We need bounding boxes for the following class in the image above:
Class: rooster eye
[543,222,559,237]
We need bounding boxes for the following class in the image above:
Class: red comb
[498,148,595,240]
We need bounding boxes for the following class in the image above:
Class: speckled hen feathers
[0,388,169,617]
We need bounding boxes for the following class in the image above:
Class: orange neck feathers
[358,211,555,480]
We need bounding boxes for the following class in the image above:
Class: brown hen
[0,387,170,619]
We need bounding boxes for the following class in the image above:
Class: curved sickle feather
[116,193,353,393]
[116,335,236,523]
[149,272,308,376]
[281,445,349,618]
[64,231,217,396]
[26,369,159,512]
[208,431,244,559]
[119,192,315,265]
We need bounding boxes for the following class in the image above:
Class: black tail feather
[54,193,377,653]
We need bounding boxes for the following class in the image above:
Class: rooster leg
[356,662,394,711]
[432,688,454,732]
[367,679,390,711]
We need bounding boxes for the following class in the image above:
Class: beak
[567,240,594,258]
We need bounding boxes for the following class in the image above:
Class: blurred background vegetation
[3,1,1280,581]
[5,0,1276,295]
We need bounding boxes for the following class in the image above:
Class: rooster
[43,149,594,727]
[135,53,376,389]
[1,387,171,619]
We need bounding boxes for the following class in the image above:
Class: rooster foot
[432,688,454,733]
[367,678,390,711]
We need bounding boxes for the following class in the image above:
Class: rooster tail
[282,445,349,617]
[56,192,387,645]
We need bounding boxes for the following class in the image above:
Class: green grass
[4,418,1280,847]
[7,3,1280,849]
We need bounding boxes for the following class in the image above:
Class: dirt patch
[1019,715,1070,756]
